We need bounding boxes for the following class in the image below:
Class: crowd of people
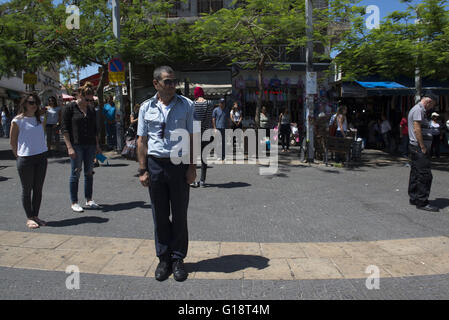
[6,64,448,283]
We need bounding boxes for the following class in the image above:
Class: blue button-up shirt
[137,94,194,158]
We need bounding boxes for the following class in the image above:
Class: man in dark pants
[212,98,227,160]
[408,93,439,212]
[137,66,196,282]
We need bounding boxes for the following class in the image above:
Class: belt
[148,155,172,162]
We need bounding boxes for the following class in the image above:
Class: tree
[192,0,359,126]
[333,0,449,84]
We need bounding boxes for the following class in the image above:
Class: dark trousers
[218,128,226,159]
[17,152,48,218]
[280,124,290,150]
[147,156,190,260]
[200,140,209,182]
[400,135,409,157]
[408,144,432,207]
[105,122,116,147]
[431,135,440,158]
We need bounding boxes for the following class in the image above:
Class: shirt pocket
[144,111,162,133]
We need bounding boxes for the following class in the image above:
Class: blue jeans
[106,122,116,148]
[69,145,96,203]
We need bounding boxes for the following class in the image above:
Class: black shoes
[409,199,417,205]
[155,259,171,281]
[155,257,188,282]
[416,204,440,212]
[172,259,188,282]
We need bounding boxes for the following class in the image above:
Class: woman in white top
[335,105,348,138]
[45,96,62,153]
[230,102,242,130]
[278,108,291,152]
[10,93,48,229]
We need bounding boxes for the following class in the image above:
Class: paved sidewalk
[1,137,449,299]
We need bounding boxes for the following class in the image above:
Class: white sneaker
[71,203,84,212]
[85,200,101,209]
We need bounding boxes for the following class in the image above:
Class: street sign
[108,58,125,86]
[23,73,37,85]
[306,72,317,95]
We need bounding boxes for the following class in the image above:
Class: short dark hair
[423,92,439,103]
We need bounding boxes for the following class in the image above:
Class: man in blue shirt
[102,96,116,150]
[137,66,195,282]
[212,98,228,160]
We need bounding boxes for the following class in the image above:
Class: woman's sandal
[26,219,40,229]
[32,217,47,226]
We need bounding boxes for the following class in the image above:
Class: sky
[72,0,423,82]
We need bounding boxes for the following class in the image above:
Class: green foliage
[334,0,449,80]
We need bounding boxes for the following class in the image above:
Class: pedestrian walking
[1,105,11,138]
[102,95,117,151]
[380,115,392,152]
[136,66,195,282]
[44,96,62,155]
[399,115,409,158]
[334,106,348,162]
[9,93,48,229]
[430,112,441,159]
[212,98,228,160]
[230,101,243,154]
[408,93,439,212]
[278,107,291,152]
[191,86,214,188]
[61,82,102,213]
[128,103,140,138]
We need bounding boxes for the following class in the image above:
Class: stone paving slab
[2,230,449,281]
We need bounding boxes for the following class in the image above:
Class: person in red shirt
[399,116,409,158]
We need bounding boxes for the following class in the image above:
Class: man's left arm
[186,103,196,184]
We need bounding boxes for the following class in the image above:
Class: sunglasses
[27,100,36,105]
[85,98,94,102]
[158,122,166,139]
[159,78,178,86]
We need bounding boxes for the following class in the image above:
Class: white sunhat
[446,120,449,130]
[431,112,439,118]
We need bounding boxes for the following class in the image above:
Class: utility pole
[112,0,124,152]
[304,0,315,162]
[414,10,422,103]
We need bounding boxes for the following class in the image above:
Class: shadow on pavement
[101,163,129,167]
[46,216,109,227]
[206,182,251,188]
[185,255,269,273]
[430,198,449,210]
[99,201,151,212]
[0,176,12,182]
[0,149,15,160]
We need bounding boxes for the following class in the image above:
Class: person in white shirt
[44,96,62,154]
[430,112,441,158]
[10,93,48,229]
[380,114,392,152]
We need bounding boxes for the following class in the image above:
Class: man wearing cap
[137,65,196,281]
[407,93,439,212]
[212,98,228,160]
[430,112,441,159]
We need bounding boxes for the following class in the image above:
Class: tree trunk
[255,57,265,128]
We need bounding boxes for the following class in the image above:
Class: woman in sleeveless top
[278,108,291,152]
[10,93,48,229]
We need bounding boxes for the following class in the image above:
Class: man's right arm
[137,135,150,187]
[413,121,426,153]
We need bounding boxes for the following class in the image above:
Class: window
[167,0,182,18]
[197,0,223,15]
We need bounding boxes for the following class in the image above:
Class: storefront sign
[23,73,37,85]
